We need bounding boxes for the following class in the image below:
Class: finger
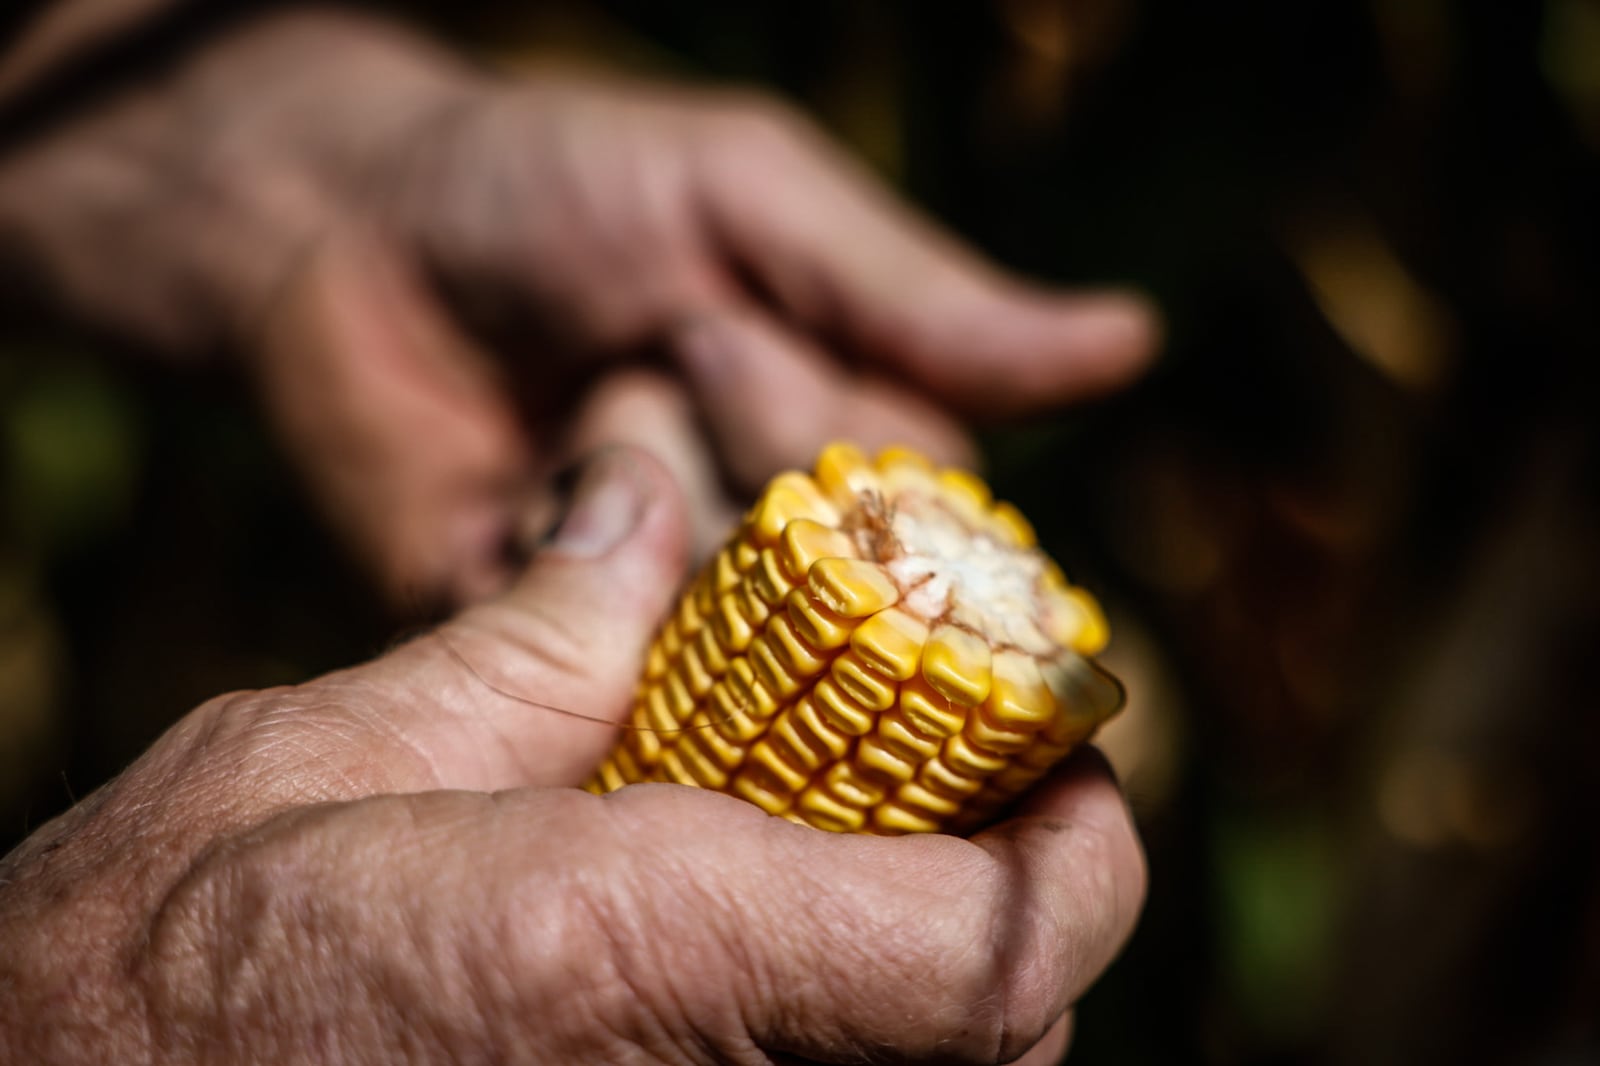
[699,108,1160,414]
[670,306,976,490]
[1012,1014,1074,1066]
[351,445,691,792]
[562,367,743,563]
[253,228,539,612]
[967,747,1148,1005]
[587,748,1143,1063]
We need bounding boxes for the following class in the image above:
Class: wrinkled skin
[0,8,1156,609]
[0,449,1146,1064]
[0,8,1156,1062]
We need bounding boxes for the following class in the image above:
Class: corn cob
[586,442,1122,835]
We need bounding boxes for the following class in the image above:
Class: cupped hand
[0,9,1158,609]
[0,450,1145,1064]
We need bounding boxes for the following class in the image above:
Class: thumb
[357,445,692,792]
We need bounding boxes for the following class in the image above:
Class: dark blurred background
[4,2,1598,1063]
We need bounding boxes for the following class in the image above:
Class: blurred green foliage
[3,354,140,554]
[1215,806,1337,1041]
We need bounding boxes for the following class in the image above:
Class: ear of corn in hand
[585,442,1123,835]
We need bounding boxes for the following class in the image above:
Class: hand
[0,9,1158,610]
[0,450,1145,1064]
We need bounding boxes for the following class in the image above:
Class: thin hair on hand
[430,628,743,735]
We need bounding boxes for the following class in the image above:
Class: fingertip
[971,285,1162,409]
[902,282,1164,416]
[1044,287,1164,396]
[503,444,692,619]
[547,446,687,558]
[561,368,743,565]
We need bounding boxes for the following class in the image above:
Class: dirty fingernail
[546,449,648,558]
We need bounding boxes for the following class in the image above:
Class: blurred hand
[0,450,1145,1064]
[0,9,1157,609]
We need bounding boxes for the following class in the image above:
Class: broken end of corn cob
[586,441,1123,835]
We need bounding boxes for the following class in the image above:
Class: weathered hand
[0,450,1145,1064]
[0,9,1157,610]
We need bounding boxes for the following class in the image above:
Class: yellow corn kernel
[679,642,715,698]
[765,708,837,774]
[585,443,1122,835]
[595,757,629,793]
[781,518,857,579]
[875,448,936,495]
[873,710,942,762]
[814,440,876,505]
[765,613,829,679]
[682,711,742,769]
[831,652,897,712]
[659,619,684,660]
[988,500,1037,548]
[796,785,869,833]
[850,607,927,681]
[942,731,1010,778]
[692,626,729,677]
[733,583,771,629]
[810,675,877,737]
[644,642,670,682]
[963,707,1036,754]
[786,588,853,651]
[749,472,839,545]
[711,592,755,653]
[1044,584,1110,656]
[713,547,743,593]
[872,802,940,835]
[936,467,993,524]
[792,695,851,754]
[663,669,695,719]
[897,677,967,738]
[894,780,965,821]
[987,650,1056,729]
[1040,656,1123,744]
[643,685,678,735]
[731,772,791,817]
[752,548,794,607]
[917,755,985,800]
[675,593,705,638]
[808,557,900,618]
[622,725,662,770]
[822,760,887,808]
[922,625,993,706]
[855,735,918,785]
[735,741,810,803]
[875,443,935,473]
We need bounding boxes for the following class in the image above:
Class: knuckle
[878,845,1027,1061]
[948,845,1073,1062]
[1069,806,1148,955]
[705,92,813,159]
[498,792,743,1056]
[135,807,333,1039]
